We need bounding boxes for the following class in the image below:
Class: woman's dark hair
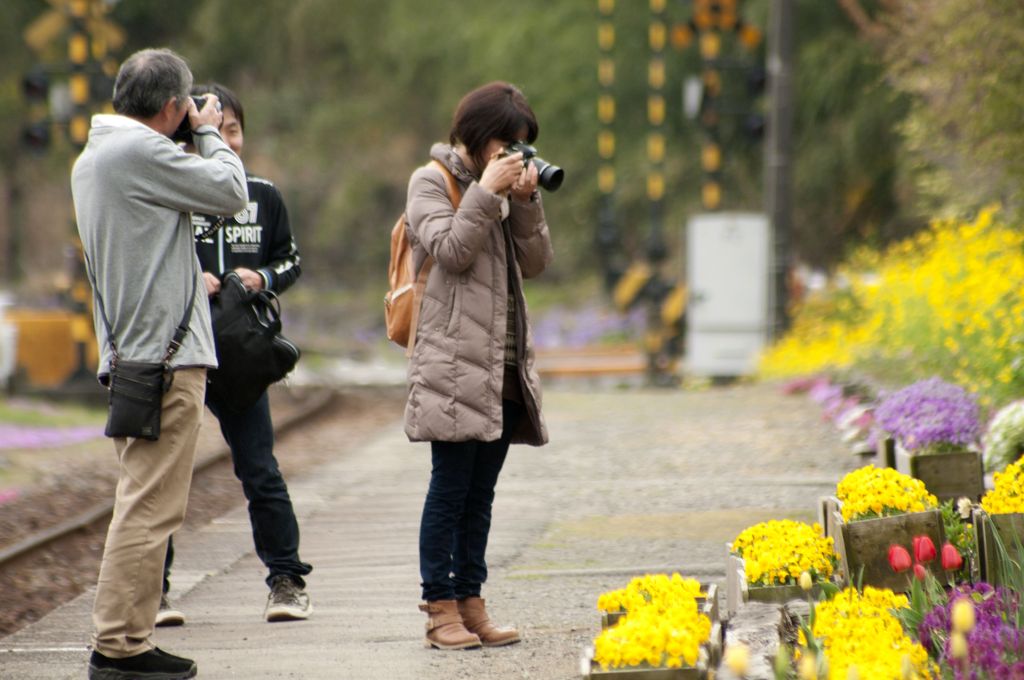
[192,82,245,131]
[449,82,538,171]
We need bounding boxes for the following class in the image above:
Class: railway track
[0,383,406,636]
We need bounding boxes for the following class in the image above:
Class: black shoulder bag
[86,257,198,441]
[206,271,300,413]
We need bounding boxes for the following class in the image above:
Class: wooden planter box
[973,509,1024,586]
[894,444,984,502]
[580,646,708,679]
[725,548,832,617]
[818,495,843,540]
[831,507,947,591]
[601,584,719,629]
[583,664,706,680]
[876,436,896,469]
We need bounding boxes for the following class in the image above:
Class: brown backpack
[385,160,461,350]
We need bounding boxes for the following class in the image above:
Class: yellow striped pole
[596,0,624,291]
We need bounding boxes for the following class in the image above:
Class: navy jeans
[419,400,522,602]
[164,390,312,590]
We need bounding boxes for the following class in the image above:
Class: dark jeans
[419,400,522,602]
[163,390,312,591]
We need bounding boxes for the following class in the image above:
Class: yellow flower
[982,459,1024,514]
[758,208,1024,406]
[949,632,968,659]
[836,465,937,522]
[796,587,935,679]
[592,573,711,670]
[724,643,750,675]
[800,571,814,591]
[798,654,818,680]
[951,598,975,634]
[732,520,837,587]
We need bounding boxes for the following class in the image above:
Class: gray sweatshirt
[71,114,249,376]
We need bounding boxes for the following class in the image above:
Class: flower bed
[836,464,938,522]
[834,465,946,590]
[975,460,1024,585]
[589,574,713,677]
[797,586,937,678]
[917,584,1024,676]
[874,377,981,455]
[874,378,984,500]
[732,520,837,587]
[983,400,1024,473]
[725,519,838,614]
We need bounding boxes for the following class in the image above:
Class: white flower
[956,497,972,520]
[983,400,1024,472]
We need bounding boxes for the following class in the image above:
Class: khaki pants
[92,368,206,658]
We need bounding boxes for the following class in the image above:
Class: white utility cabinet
[685,212,770,377]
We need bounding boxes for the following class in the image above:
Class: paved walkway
[0,382,858,679]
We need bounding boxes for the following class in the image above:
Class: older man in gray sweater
[72,48,247,680]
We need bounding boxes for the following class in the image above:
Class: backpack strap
[407,160,462,356]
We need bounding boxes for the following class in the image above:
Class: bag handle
[253,290,282,328]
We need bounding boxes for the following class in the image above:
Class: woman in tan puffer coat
[405,82,553,651]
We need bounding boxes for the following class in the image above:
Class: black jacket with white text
[194,175,301,293]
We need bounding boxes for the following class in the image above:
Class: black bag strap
[83,250,199,367]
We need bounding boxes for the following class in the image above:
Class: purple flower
[918,583,1024,678]
[874,377,981,453]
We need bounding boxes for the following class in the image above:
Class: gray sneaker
[264,575,312,622]
[155,594,186,627]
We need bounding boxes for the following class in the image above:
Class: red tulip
[888,544,913,573]
[942,542,964,571]
[913,535,937,563]
[913,563,928,581]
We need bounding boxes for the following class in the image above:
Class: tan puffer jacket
[403,143,553,446]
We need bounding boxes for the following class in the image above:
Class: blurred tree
[781,0,917,269]
[879,0,1024,217]
[3,0,960,295]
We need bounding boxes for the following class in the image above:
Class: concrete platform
[0,383,858,679]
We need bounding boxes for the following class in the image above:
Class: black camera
[505,141,564,192]
[171,95,219,144]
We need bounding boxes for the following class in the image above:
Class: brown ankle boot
[457,597,521,647]
[418,600,481,650]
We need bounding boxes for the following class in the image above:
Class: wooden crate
[818,495,843,540]
[973,509,1024,586]
[585,664,706,680]
[725,549,830,616]
[876,436,896,469]
[894,445,984,502]
[836,508,947,591]
[581,646,708,679]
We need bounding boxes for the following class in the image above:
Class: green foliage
[940,500,976,580]
[885,0,1024,218]
[893,570,948,652]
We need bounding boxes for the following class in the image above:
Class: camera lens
[532,158,564,192]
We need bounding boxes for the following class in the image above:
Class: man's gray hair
[112,48,193,118]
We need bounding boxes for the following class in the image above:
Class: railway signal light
[22,121,51,151]
[23,68,50,102]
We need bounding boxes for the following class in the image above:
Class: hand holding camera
[172,95,223,143]
[189,94,223,130]
[480,151,528,196]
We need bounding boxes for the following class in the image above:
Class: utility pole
[765,0,795,340]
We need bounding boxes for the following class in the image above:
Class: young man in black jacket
[158,83,312,626]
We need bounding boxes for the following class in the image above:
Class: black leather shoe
[88,647,197,679]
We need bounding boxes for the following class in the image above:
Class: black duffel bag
[206,271,300,412]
